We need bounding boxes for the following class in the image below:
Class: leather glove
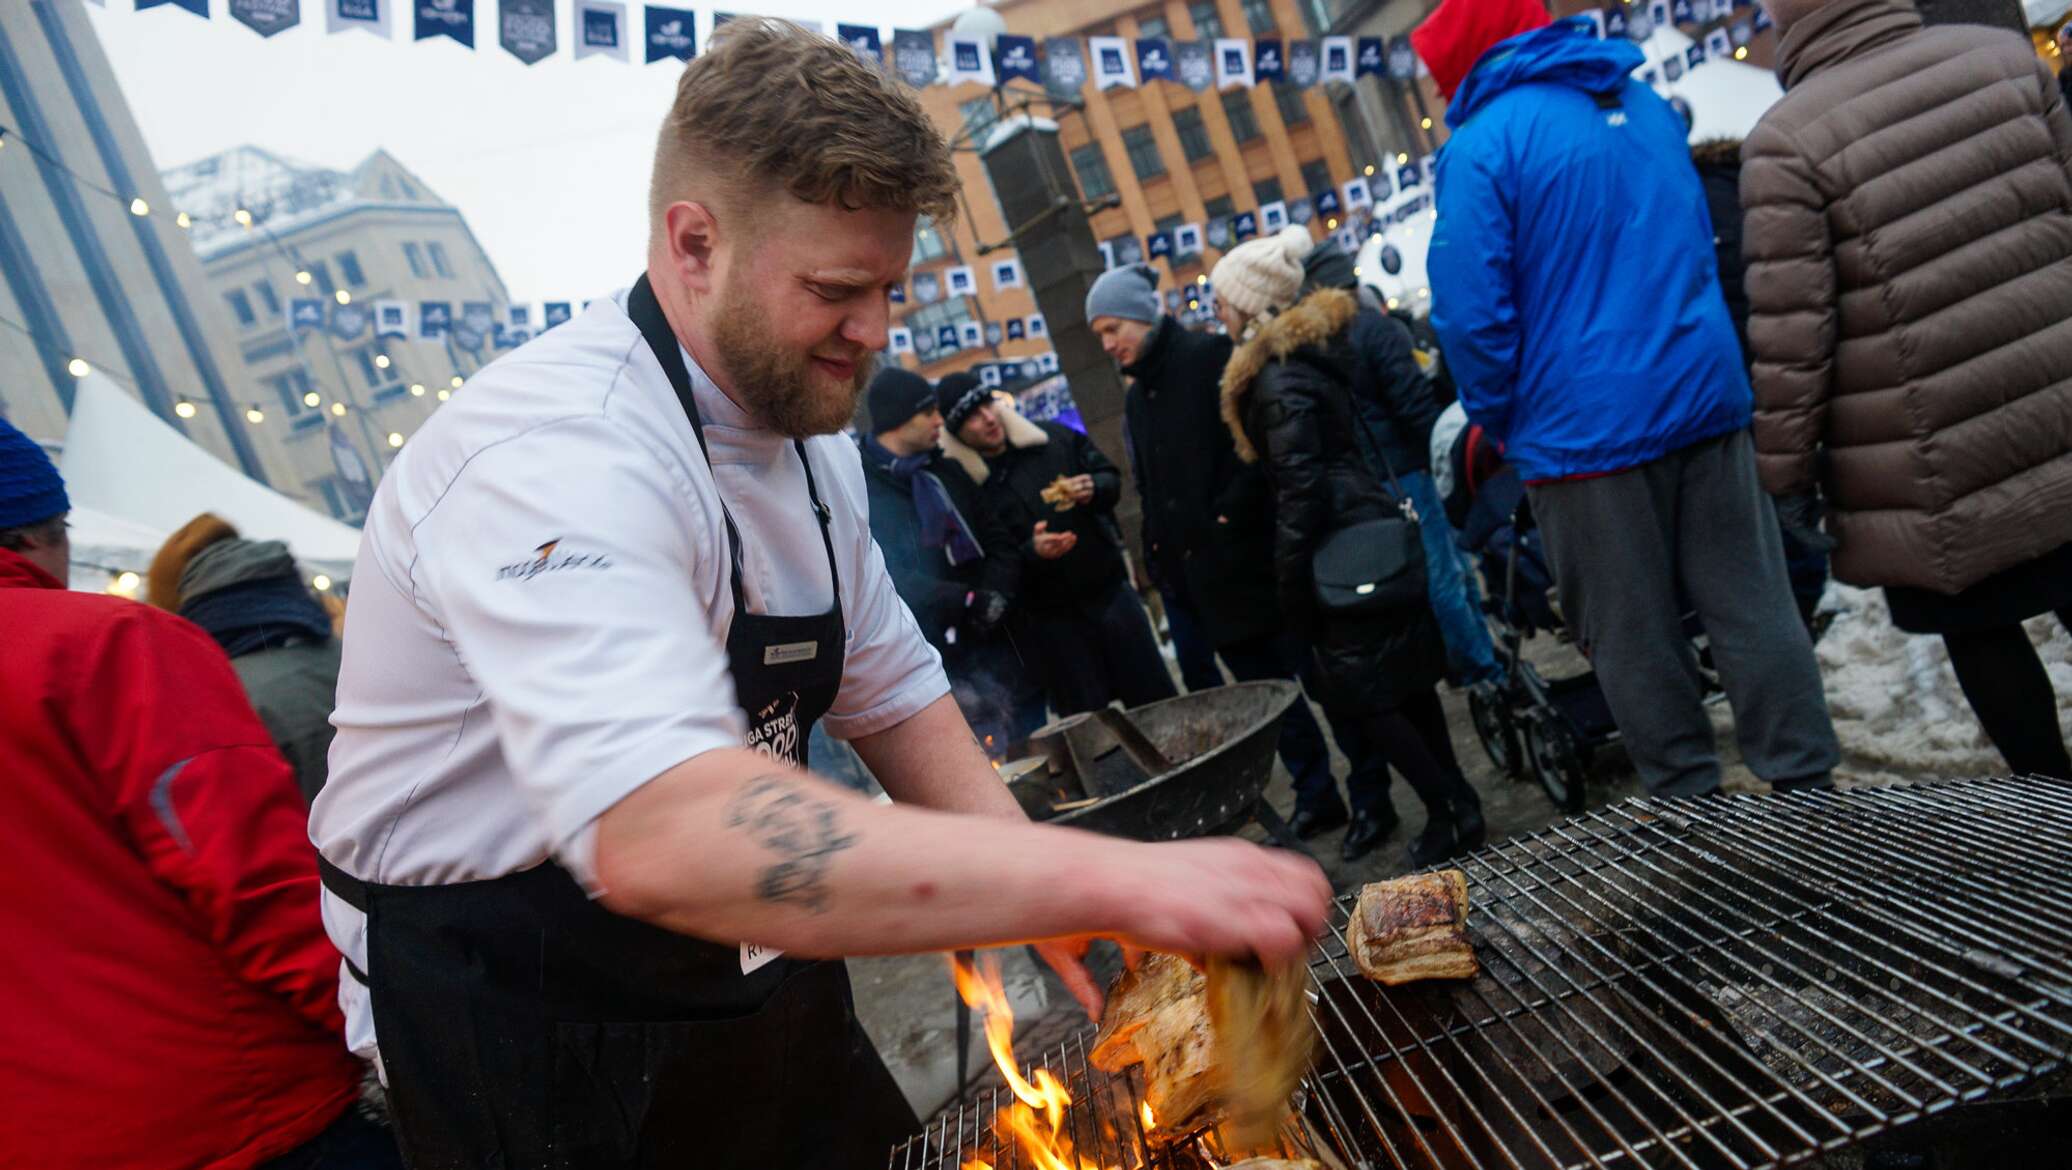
[965,589,1010,639]
[1774,491,1838,555]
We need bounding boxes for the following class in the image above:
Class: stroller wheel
[1468,684,1523,780]
[1524,712,1588,814]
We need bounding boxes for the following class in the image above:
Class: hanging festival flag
[1343,176,1371,208]
[1649,0,1671,30]
[911,271,941,304]
[1605,5,1628,38]
[1286,40,1319,88]
[1579,8,1606,37]
[915,330,937,356]
[1214,38,1253,89]
[1037,352,1058,374]
[1706,27,1731,57]
[1356,36,1383,77]
[140,0,210,17]
[944,265,977,298]
[506,304,532,330]
[1313,188,1342,219]
[498,0,555,63]
[456,301,494,351]
[997,35,1040,83]
[492,323,515,348]
[327,0,390,37]
[946,32,995,87]
[888,283,906,304]
[543,301,572,328]
[1672,0,1693,24]
[374,299,410,337]
[418,301,452,338]
[1026,315,1047,338]
[331,301,370,341]
[574,1,629,61]
[1146,231,1173,261]
[413,0,471,45]
[936,325,959,350]
[230,0,301,36]
[1387,35,1416,80]
[985,322,1003,346]
[330,425,375,513]
[1319,36,1354,84]
[1089,36,1135,89]
[979,364,1002,388]
[888,327,914,355]
[1206,217,1231,249]
[1686,41,1706,67]
[1752,5,1772,30]
[1664,54,1684,81]
[1043,37,1087,95]
[1254,38,1284,82]
[990,258,1023,292]
[644,5,695,62]
[1006,318,1025,340]
[1233,210,1258,241]
[1259,201,1288,233]
[957,321,984,349]
[1097,241,1115,271]
[1731,20,1753,45]
[1175,41,1212,91]
[837,24,882,64]
[1398,161,1420,190]
[290,299,324,333]
[1422,155,1438,185]
[893,29,936,88]
[1289,199,1313,226]
[1136,37,1175,84]
[1173,222,1203,254]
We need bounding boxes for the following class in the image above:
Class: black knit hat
[936,371,990,434]
[866,368,936,435]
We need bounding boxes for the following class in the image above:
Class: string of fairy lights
[0,121,472,450]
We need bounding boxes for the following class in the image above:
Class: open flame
[1140,1101,1156,1131]
[952,953,1123,1170]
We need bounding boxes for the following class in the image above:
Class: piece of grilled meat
[1346,870,1476,985]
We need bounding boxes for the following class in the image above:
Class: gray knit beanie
[1084,264,1162,326]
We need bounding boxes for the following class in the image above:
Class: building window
[1137,11,1169,39]
[224,289,256,328]
[403,242,427,278]
[1172,107,1215,162]
[960,97,998,144]
[354,345,401,389]
[1189,0,1224,40]
[1241,0,1275,34]
[427,241,455,279]
[1071,143,1118,201]
[1121,125,1167,181]
[912,217,950,265]
[269,368,314,417]
[1204,195,1236,220]
[337,249,367,287]
[307,260,335,297]
[1221,90,1262,143]
[315,478,349,520]
[397,176,419,200]
[1253,176,1285,207]
[1300,159,1334,199]
[1273,80,1310,127]
[253,280,280,316]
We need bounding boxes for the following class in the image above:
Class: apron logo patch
[495,538,615,581]
[763,640,819,665]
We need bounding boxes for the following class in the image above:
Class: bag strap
[1344,384,1419,524]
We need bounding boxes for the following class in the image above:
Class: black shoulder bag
[1309,396,1427,618]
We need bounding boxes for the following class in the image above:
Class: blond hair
[648,18,959,239]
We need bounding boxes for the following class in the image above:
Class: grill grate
[892,777,2072,1170]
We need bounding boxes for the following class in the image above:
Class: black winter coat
[1122,317,1280,649]
[1347,307,1440,477]
[1220,289,1446,712]
[858,438,1001,654]
[957,414,1131,613]
[1691,138,1750,366]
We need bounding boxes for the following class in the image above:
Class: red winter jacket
[0,548,359,1170]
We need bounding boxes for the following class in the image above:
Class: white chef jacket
[310,288,949,1063]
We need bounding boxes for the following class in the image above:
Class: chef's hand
[1032,521,1078,560]
[1033,937,1107,1019]
[1062,474,1097,506]
[1112,839,1332,967]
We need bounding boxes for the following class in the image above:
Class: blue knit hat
[0,416,69,530]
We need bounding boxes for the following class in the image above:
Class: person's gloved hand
[966,589,1010,638]
[1775,492,1838,554]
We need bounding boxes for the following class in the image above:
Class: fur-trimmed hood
[938,397,1049,483]
[1219,287,1359,463]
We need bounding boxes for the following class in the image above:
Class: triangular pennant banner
[1214,38,1253,89]
[229,0,301,36]
[1135,37,1174,83]
[413,0,471,45]
[1254,38,1283,82]
[575,1,629,62]
[140,0,211,16]
[997,34,1039,83]
[1175,41,1212,91]
[1043,38,1087,95]
[327,0,390,37]
[1089,36,1136,89]
[499,0,556,64]
[892,29,936,87]
[946,32,995,87]
[1355,36,1383,77]
[644,5,696,62]
[1286,40,1319,88]
[837,24,883,64]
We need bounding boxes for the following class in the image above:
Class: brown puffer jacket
[1742,0,2072,594]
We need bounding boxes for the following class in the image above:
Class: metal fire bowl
[1046,680,1299,841]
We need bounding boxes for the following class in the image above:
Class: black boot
[1407,814,1458,868]
[1450,780,1486,854]
[1340,802,1401,863]
[1290,800,1350,840]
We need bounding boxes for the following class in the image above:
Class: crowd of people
[3,0,2071,1165]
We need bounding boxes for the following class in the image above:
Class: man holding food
[938,372,1178,716]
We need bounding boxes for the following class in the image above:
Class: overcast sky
[88,1,969,304]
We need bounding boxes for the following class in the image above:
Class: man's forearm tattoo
[724,774,858,914]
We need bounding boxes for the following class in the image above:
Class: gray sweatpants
[1528,430,1839,796]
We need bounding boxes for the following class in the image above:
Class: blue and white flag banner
[1089,36,1135,90]
[1706,27,1731,57]
[328,0,391,37]
[1356,35,1384,76]
[837,23,882,63]
[1175,40,1212,92]
[936,325,959,350]
[1290,198,1313,226]
[229,0,300,36]
[500,0,555,63]
[1731,20,1753,45]
[1135,37,1174,83]
[1386,35,1415,80]
[290,298,324,332]
[1753,6,1772,31]
[1672,0,1693,24]
[997,34,1039,83]
[1254,37,1283,82]
[141,0,211,17]
[543,301,573,327]
[1043,37,1087,95]
[332,301,370,340]
[1581,8,1606,37]
[1343,176,1371,208]
[419,300,452,336]
[1422,155,1437,185]
[1649,0,1672,29]
[989,258,1023,292]
[1664,54,1684,81]
[1286,39,1319,88]
[644,5,696,62]
[1398,162,1420,191]
[575,0,629,61]
[1096,241,1115,271]
[1606,6,1629,38]
[1259,200,1288,234]
[1320,35,1354,84]
[1174,222,1202,254]
[957,320,984,349]
[1025,314,1046,338]
[374,299,410,337]
[943,265,976,298]
[1006,318,1025,340]
[911,271,940,304]
[985,321,1002,346]
[1686,41,1705,67]
[1313,188,1341,218]
[414,0,472,45]
[1233,210,1258,241]
[888,283,906,304]
[888,326,913,355]
[506,303,532,329]
[892,29,935,87]
[946,31,994,87]
[979,364,1002,388]
[1146,230,1173,261]
[1036,351,1058,374]
[1214,38,1253,89]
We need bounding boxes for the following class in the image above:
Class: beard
[710,278,874,439]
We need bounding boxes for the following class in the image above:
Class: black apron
[318,275,918,1169]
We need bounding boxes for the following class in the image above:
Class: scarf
[180,576,334,659]
[864,437,984,566]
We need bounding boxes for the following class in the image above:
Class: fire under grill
[889,776,2072,1170]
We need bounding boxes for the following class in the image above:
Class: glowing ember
[1141,1101,1156,1131]
[951,953,1122,1170]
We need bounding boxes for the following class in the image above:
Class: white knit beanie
[1211,225,1315,321]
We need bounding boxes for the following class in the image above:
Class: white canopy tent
[58,375,363,590]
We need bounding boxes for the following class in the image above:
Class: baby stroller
[1435,408,1723,812]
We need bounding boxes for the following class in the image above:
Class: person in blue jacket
[1417,0,1838,797]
